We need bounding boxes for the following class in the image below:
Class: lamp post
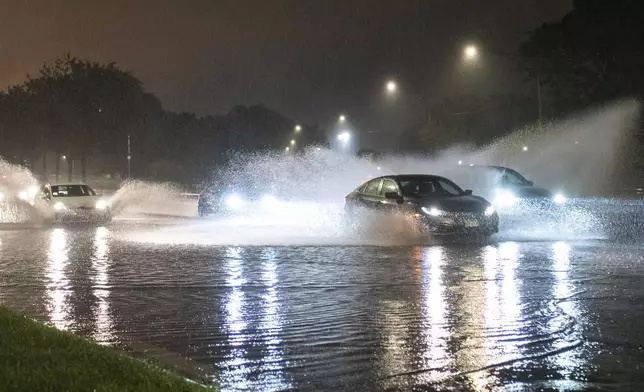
[127,134,131,179]
[462,44,543,122]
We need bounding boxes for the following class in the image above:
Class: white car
[37,183,112,223]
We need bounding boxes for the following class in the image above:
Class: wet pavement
[1,206,644,391]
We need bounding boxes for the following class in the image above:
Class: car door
[378,178,402,213]
[357,178,383,211]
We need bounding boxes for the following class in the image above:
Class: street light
[522,146,528,151]
[338,114,346,123]
[385,80,397,94]
[295,125,302,132]
[285,146,290,152]
[290,139,296,146]
[462,44,542,122]
[337,131,351,143]
[464,45,478,61]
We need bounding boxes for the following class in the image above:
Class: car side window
[380,179,399,196]
[436,179,462,196]
[363,179,382,196]
[40,186,51,199]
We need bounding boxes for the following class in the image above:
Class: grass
[0,307,214,392]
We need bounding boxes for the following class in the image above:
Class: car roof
[369,174,450,181]
[463,165,505,170]
[48,183,92,187]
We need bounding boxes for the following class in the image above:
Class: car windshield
[501,168,531,186]
[51,185,96,197]
[399,177,464,197]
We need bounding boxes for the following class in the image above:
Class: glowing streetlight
[285,146,290,152]
[338,114,346,123]
[464,45,478,61]
[294,125,302,132]
[458,160,463,165]
[290,139,296,146]
[385,80,397,94]
[337,131,351,143]
[522,146,528,151]
[62,155,67,160]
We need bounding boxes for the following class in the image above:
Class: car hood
[505,185,552,198]
[51,195,99,208]
[201,187,282,201]
[409,195,489,213]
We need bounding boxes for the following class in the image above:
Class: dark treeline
[2,0,644,185]
[405,0,644,154]
[0,55,324,185]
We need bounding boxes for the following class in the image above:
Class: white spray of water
[108,180,196,218]
[123,100,639,246]
[0,159,41,224]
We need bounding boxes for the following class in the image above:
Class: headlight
[421,206,442,216]
[96,200,108,210]
[18,191,28,201]
[553,193,567,204]
[493,189,517,208]
[225,194,245,210]
[260,194,278,208]
[53,202,65,211]
[484,206,495,216]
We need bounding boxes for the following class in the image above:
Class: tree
[521,0,644,114]
[407,94,536,153]
[22,55,157,180]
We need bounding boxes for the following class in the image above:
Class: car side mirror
[384,192,404,204]
[464,190,473,195]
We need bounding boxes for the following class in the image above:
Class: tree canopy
[521,0,644,114]
[0,55,315,183]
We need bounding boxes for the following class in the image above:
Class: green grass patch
[0,307,214,392]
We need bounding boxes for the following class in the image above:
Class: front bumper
[54,208,111,222]
[495,197,566,215]
[418,212,499,236]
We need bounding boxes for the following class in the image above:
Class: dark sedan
[448,165,567,211]
[197,181,281,217]
[345,174,499,236]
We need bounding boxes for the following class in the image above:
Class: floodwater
[1,200,644,391]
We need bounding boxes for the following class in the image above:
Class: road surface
[0,200,643,391]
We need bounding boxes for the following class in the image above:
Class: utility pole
[127,134,131,179]
[536,75,543,123]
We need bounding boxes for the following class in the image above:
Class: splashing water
[108,180,196,217]
[124,100,640,246]
[0,159,41,224]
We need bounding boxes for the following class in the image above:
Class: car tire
[102,209,112,223]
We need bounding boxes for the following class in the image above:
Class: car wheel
[102,209,112,223]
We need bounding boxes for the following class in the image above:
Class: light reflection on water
[218,247,291,391]
[416,246,448,383]
[258,248,291,390]
[550,241,583,378]
[45,228,71,330]
[219,247,249,389]
[91,226,114,344]
[0,225,619,391]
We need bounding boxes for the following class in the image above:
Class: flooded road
[1,213,644,391]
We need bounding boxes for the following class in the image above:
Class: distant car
[197,181,281,217]
[451,165,567,210]
[345,174,499,237]
[37,183,112,223]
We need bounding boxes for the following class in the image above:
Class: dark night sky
[1,0,572,132]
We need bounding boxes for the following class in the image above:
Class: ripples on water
[2,209,644,391]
